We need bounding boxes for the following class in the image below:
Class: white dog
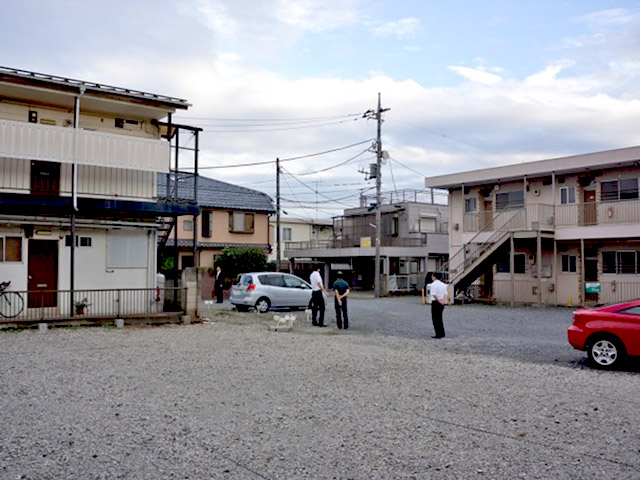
[273,313,296,330]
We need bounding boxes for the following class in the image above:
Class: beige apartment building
[425,146,640,307]
[0,66,198,320]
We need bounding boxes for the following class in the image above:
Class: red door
[28,240,58,308]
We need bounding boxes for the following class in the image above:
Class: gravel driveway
[1,296,639,479]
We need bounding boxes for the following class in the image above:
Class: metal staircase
[443,208,527,292]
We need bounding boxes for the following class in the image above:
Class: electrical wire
[291,150,372,177]
[393,118,499,154]
[189,139,375,170]
[199,118,360,133]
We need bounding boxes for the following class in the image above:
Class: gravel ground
[1,299,639,479]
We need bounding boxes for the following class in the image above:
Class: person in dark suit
[332,271,350,329]
[214,266,224,303]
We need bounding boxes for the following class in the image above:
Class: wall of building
[176,210,270,246]
[0,100,160,139]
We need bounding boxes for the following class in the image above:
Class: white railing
[0,119,169,172]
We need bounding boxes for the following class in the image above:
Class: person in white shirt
[429,272,449,338]
[309,264,329,327]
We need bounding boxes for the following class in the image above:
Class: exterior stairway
[443,208,529,293]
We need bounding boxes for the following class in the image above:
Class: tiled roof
[158,174,275,213]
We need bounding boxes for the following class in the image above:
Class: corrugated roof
[0,65,190,109]
[158,174,275,213]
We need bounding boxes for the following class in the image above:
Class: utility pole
[364,93,389,298]
[276,157,281,269]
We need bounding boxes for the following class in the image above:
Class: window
[181,255,194,269]
[619,306,640,316]
[282,227,292,242]
[65,235,93,247]
[107,231,147,268]
[258,274,284,287]
[28,110,38,123]
[496,251,526,274]
[601,179,639,202]
[0,236,22,262]
[229,212,255,233]
[464,197,477,213]
[419,217,436,233]
[283,275,309,289]
[602,250,640,274]
[560,186,575,205]
[183,219,193,232]
[201,211,212,238]
[391,217,399,236]
[495,191,524,210]
[561,254,577,273]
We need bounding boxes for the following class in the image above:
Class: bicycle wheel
[0,292,24,318]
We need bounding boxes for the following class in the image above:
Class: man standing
[332,271,350,330]
[310,264,329,327]
[214,265,224,304]
[429,272,449,338]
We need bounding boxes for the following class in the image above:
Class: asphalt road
[212,293,639,372]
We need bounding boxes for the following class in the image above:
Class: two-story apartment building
[159,174,274,270]
[425,146,640,306]
[285,189,449,292]
[0,66,197,315]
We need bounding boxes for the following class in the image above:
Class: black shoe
[432,335,443,338]
[312,322,318,326]
[319,324,327,327]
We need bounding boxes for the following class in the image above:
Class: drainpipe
[70,86,85,315]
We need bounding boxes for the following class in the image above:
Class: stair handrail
[442,207,526,282]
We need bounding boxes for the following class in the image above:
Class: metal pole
[70,88,84,316]
[374,94,382,298]
[276,157,281,270]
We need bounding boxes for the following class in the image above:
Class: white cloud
[448,66,503,85]
[372,18,420,38]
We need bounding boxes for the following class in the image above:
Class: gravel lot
[1,296,639,479]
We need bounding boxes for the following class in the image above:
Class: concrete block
[115,318,125,329]
[38,323,48,332]
[181,315,191,325]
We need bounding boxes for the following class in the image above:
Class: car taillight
[247,284,255,291]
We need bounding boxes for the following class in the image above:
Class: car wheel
[588,335,625,369]
[255,297,271,313]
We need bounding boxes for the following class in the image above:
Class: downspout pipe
[70,86,85,314]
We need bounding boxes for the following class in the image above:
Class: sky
[2,0,640,220]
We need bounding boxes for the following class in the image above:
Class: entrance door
[28,240,58,308]
[482,200,493,230]
[582,190,597,225]
[31,161,60,195]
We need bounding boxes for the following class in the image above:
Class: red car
[568,299,640,369]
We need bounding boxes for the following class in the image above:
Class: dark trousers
[335,297,348,329]
[215,285,223,303]
[311,290,325,326]
[431,301,445,337]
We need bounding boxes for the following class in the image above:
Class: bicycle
[0,281,25,318]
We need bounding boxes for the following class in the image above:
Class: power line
[190,138,375,170]
[289,150,372,176]
[173,113,362,122]
[393,118,499,154]
[199,118,360,133]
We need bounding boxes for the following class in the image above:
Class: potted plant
[74,297,91,315]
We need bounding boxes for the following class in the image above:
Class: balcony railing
[0,119,169,172]
[555,199,640,226]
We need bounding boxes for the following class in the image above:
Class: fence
[0,287,187,324]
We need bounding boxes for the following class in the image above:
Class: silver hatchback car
[230,272,313,313]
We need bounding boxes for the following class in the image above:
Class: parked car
[230,272,313,313]
[568,299,640,369]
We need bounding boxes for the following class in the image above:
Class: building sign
[360,236,371,247]
[585,282,601,294]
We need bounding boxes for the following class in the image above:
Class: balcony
[0,119,169,172]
